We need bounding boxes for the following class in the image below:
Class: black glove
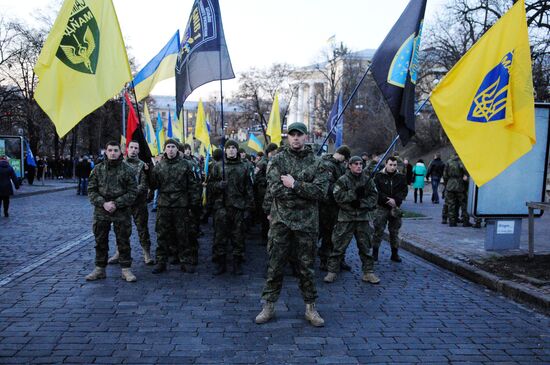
[350,200,361,209]
[355,186,365,199]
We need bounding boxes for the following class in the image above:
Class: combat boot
[181,264,196,273]
[85,266,106,281]
[233,259,243,275]
[319,260,328,272]
[304,303,325,327]
[255,302,275,324]
[463,220,472,227]
[152,262,167,274]
[143,249,154,265]
[213,259,226,275]
[121,268,137,282]
[107,251,119,265]
[362,272,380,284]
[323,272,337,283]
[372,247,379,261]
[390,248,402,263]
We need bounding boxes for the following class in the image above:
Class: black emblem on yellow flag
[56,0,100,74]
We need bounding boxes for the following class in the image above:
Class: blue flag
[25,141,36,167]
[326,91,344,147]
[167,111,173,138]
[175,0,235,115]
[370,0,426,145]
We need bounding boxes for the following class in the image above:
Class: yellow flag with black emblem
[430,0,535,187]
[35,0,132,138]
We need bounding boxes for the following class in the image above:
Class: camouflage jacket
[125,156,148,204]
[208,157,254,210]
[364,159,382,177]
[321,154,346,205]
[333,170,378,222]
[373,168,408,209]
[443,156,467,192]
[254,156,269,199]
[150,154,201,208]
[88,157,138,221]
[242,158,255,185]
[267,145,329,233]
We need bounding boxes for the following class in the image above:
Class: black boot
[233,259,243,275]
[340,261,352,271]
[441,218,447,224]
[319,259,328,272]
[213,259,226,275]
[372,247,379,261]
[390,248,402,263]
[152,262,167,274]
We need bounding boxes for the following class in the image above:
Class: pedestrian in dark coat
[0,155,20,217]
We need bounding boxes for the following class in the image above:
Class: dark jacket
[404,164,413,185]
[0,160,19,196]
[333,170,378,222]
[427,158,445,180]
[374,168,408,209]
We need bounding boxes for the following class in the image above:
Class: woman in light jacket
[412,159,427,203]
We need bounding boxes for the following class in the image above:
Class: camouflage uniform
[442,156,469,225]
[184,154,203,265]
[372,169,408,249]
[327,170,378,273]
[208,156,254,263]
[88,157,138,268]
[318,154,346,266]
[125,156,151,252]
[254,156,269,239]
[365,159,381,177]
[261,145,329,304]
[150,154,200,265]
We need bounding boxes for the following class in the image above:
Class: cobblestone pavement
[0,191,548,364]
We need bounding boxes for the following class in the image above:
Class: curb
[12,185,76,199]
[388,233,550,314]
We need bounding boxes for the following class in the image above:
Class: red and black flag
[124,92,152,162]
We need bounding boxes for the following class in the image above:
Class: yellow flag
[430,0,535,186]
[143,103,158,156]
[266,92,281,146]
[34,0,131,138]
[195,99,211,150]
[185,133,195,154]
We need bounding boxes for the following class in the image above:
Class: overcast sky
[1,0,446,100]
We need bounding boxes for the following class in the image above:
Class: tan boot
[305,303,325,327]
[323,272,337,283]
[121,268,137,282]
[107,250,119,265]
[85,266,106,281]
[255,302,275,324]
[362,272,380,284]
[143,249,154,265]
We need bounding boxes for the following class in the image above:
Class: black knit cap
[349,155,363,164]
[212,148,223,161]
[335,145,351,160]
[224,139,239,149]
[266,143,278,154]
[164,138,179,149]
[238,147,246,154]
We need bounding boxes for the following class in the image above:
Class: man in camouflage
[209,139,254,275]
[372,156,408,262]
[324,156,380,284]
[108,141,154,266]
[183,143,204,265]
[256,122,329,327]
[318,145,350,271]
[150,139,201,274]
[86,141,138,282]
[254,143,278,241]
[442,154,471,227]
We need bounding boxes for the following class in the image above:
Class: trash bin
[484,219,522,250]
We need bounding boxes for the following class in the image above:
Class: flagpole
[317,64,372,155]
[370,96,432,176]
[219,45,226,181]
[130,81,154,163]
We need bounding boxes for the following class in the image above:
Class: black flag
[370,0,427,145]
[175,0,235,116]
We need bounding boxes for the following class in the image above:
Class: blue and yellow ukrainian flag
[156,112,165,153]
[247,133,263,153]
[133,30,180,101]
[430,0,535,186]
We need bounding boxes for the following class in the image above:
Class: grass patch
[402,210,427,218]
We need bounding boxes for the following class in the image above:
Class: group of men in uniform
[84,122,410,327]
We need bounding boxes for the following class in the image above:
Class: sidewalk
[12,179,77,198]
[397,189,550,313]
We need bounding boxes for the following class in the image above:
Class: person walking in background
[412,159,427,203]
[427,153,445,204]
[403,159,414,186]
[0,155,20,217]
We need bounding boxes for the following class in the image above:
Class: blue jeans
[431,178,440,203]
[78,178,88,195]
[152,190,159,209]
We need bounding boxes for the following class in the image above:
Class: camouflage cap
[349,155,363,164]
[287,122,307,135]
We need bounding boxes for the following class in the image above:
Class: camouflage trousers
[262,222,318,304]
[327,221,374,273]
[93,213,132,268]
[213,207,245,262]
[189,206,202,265]
[132,202,151,251]
[155,207,191,264]
[318,205,338,264]
[444,191,469,224]
[372,207,402,249]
